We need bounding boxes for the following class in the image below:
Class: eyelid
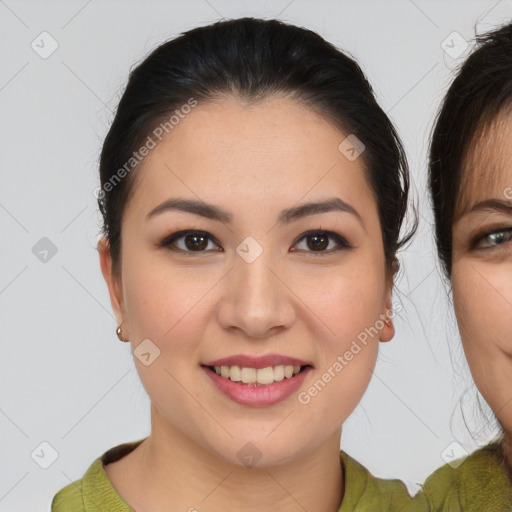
[157,229,353,254]
[157,230,222,253]
[291,229,353,252]
[471,226,512,249]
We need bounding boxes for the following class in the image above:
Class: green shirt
[421,442,512,512]
[51,438,424,511]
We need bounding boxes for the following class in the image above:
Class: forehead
[125,95,376,220]
[456,110,512,217]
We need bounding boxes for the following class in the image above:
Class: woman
[51,17,423,511]
[426,20,512,511]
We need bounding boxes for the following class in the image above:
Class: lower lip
[202,366,312,406]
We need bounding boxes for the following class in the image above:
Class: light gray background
[1,0,511,510]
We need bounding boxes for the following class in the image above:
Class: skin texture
[98,95,395,511]
[451,111,512,467]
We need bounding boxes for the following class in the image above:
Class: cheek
[319,280,385,352]
[292,267,384,429]
[452,262,512,359]
[293,257,387,374]
[120,250,216,356]
[452,261,512,430]
[309,254,388,339]
[120,258,217,421]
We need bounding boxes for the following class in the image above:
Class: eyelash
[472,227,512,250]
[157,229,353,256]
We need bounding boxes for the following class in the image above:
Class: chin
[202,432,309,469]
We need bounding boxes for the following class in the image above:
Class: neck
[131,405,344,512]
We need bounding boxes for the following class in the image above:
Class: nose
[216,250,296,339]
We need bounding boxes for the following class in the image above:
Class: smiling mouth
[204,364,312,386]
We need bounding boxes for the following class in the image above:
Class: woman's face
[99,95,394,466]
[451,111,512,443]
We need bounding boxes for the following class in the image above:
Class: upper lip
[202,354,313,369]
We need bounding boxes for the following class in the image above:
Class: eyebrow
[146,197,364,228]
[457,199,512,220]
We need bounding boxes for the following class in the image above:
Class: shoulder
[50,439,146,512]
[51,478,85,511]
[422,442,512,512]
[338,451,428,511]
[50,457,106,512]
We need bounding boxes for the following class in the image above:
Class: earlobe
[379,294,395,342]
[379,315,395,342]
[380,260,397,342]
[97,237,125,325]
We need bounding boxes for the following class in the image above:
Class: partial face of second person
[451,110,512,450]
[99,95,395,467]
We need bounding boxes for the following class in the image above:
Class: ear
[97,237,125,326]
[379,258,398,343]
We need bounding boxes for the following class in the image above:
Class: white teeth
[241,367,257,384]
[273,365,285,381]
[256,367,274,385]
[230,365,242,382]
[211,364,305,385]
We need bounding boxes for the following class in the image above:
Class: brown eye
[159,230,222,253]
[307,234,329,251]
[183,233,209,250]
[291,230,352,253]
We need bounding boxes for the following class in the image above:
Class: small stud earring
[116,325,129,342]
